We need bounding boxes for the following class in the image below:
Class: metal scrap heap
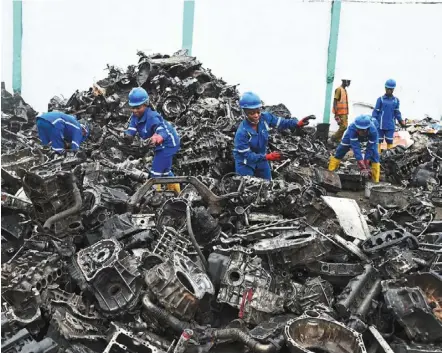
[1,50,442,353]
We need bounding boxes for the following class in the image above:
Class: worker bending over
[331,78,351,143]
[328,115,380,183]
[233,91,315,180]
[36,111,89,154]
[123,87,181,193]
[372,79,405,153]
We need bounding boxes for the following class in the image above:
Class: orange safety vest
[333,86,349,115]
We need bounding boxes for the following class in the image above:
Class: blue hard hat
[128,87,149,107]
[239,92,262,109]
[81,123,90,143]
[385,79,396,89]
[354,115,372,130]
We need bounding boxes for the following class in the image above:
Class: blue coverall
[335,121,380,163]
[36,112,84,154]
[125,107,180,177]
[233,112,299,180]
[372,95,403,146]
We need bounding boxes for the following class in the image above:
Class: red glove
[148,133,164,146]
[334,115,342,124]
[265,152,281,161]
[357,160,371,178]
[357,160,366,171]
[363,160,371,169]
[297,115,316,128]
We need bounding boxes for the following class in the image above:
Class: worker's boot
[387,144,394,149]
[328,156,341,171]
[371,162,381,183]
[166,183,181,194]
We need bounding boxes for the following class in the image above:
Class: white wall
[193,0,442,131]
[1,0,442,130]
[1,0,183,112]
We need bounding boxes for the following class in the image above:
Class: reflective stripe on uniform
[51,118,64,125]
[65,122,80,130]
[150,170,171,176]
[276,117,281,128]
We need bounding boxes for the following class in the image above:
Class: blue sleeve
[37,123,50,146]
[70,127,83,151]
[372,98,381,119]
[264,113,299,130]
[349,129,363,161]
[367,126,379,148]
[125,116,138,136]
[150,116,169,141]
[234,129,266,164]
[50,124,66,154]
[394,98,403,123]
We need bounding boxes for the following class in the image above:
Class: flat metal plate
[321,196,370,240]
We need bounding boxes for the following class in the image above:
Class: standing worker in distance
[330,78,351,143]
[36,111,89,155]
[123,87,181,193]
[328,115,380,183]
[233,91,315,180]
[372,79,405,153]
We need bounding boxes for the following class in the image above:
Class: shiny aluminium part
[251,228,331,267]
[144,252,214,321]
[362,229,419,254]
[72,238,142,315]
[284,311,367,353]
[1,328,58,353]
[217,251,272,309]
[335,264,382,320]
[382,272,442,342]
[102,323,169,353]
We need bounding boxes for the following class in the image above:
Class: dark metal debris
[1,50,442,353]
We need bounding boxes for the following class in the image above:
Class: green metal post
[182,0,195,55]
[13,0,23,93]
[323,0,342,123]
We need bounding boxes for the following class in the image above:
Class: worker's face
[131,104,147,118]
[244,108,261,125]
[342,80,351,88]
[357,128,369,136]
[385,88,394,97]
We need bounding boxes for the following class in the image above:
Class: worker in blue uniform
[123,87,181,193]
[328,115,380,182]
[36,111,89,155]
[233,91,315,180]
[372,79,406,153]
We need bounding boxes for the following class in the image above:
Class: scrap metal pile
[2,51,442,353]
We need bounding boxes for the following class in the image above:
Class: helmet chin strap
[243,110,259,125]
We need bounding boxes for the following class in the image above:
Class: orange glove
[265,152,281,161]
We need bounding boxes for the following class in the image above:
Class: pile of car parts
[2,50,442,353]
